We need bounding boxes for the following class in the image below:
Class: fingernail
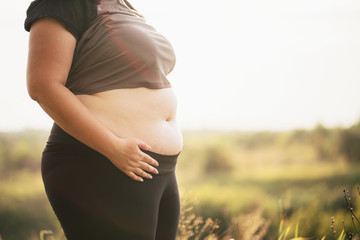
[155,169,159,174]
[147,145,152,150]
[140,178,144,182]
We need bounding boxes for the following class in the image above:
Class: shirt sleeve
[24,0,98,41]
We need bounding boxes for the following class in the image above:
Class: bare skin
[26,17,183,182]
[77,88,183,155]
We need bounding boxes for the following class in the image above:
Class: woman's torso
[75,1,182,155]
[36,0,184,155]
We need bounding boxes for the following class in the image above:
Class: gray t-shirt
[25,0,176,94]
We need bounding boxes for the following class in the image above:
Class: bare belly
[76,88,183,155]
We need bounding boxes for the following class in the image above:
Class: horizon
[2,119,358,134]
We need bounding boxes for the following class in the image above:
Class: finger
[134,168,153,180]
[140,154,159,167]
[127,171,144,182]
[139,161,159,175]
[136,140,152,151]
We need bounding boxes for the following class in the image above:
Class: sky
[1,0,360,132]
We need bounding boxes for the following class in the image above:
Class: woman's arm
[27,17,158,182]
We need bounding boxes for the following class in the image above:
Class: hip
[44,123,180,175]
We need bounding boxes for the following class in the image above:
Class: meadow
[1,122,360,240]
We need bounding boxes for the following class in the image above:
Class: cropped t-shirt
[24,0,176,95]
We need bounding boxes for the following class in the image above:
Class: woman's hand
[107,138,159,182]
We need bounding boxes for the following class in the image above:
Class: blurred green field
[175,125,360,239]
[1,123,360,239]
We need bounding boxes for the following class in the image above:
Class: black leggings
[42,124,180,240]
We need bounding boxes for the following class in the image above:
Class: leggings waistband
[47,123,179,174]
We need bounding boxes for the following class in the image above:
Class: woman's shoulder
[25,0,99,41]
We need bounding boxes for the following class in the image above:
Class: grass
[2,163,360,239]
[176,161,360,239]
[2,127,360,239]
[1,169,360,239]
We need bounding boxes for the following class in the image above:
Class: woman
[24,0,183,239]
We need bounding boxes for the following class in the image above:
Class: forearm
[34,82,119,158]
